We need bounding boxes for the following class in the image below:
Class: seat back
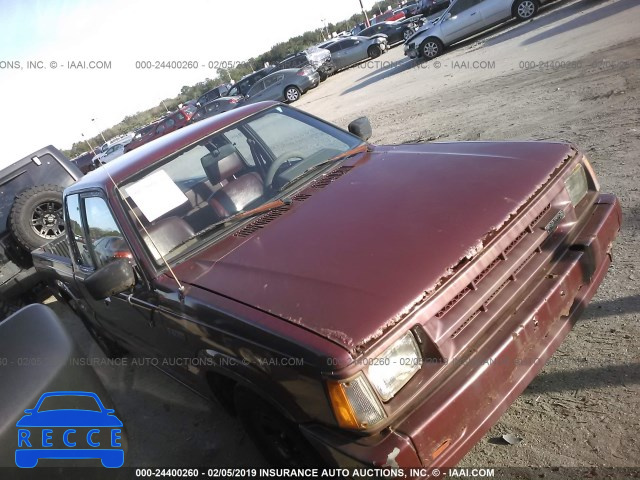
[201,144,244,184]
[142,217,195,261]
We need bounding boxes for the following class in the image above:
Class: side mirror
[348,117,372,141]
[84,259,135,300]
[445,12,452,20]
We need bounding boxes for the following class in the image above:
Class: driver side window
[84,196,131,269]
[450,0,478,16]
[66,194,95,269]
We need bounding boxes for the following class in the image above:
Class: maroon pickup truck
[33,101,620,469]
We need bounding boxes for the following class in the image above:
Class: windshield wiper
[163,198,293,256]
[277,145,367,193]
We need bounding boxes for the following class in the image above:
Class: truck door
[66,192,157,356]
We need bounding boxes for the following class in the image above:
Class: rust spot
[432,439,451,459]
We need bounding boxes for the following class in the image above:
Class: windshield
[120,105,363,264]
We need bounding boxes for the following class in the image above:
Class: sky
[0,0,380,168]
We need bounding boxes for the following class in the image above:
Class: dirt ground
[44,0,638,473]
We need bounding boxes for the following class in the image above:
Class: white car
[404,0,545,60]
[94,143,125,166]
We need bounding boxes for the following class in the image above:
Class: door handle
[470,12,477,15]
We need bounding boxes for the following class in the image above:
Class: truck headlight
[565,163,588,207]
[368,331,421,401]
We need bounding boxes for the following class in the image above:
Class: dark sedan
[359,21,415,45]
[190,97,243,123]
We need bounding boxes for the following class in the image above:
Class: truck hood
[174,142,574,353]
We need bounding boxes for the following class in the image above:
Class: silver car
[93,143,125,166]
[241,67,320,104]
[326,35,389,71]
[405,0,546,60]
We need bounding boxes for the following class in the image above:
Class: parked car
[179,103,198,122]
[359,21,416,45]
[326,36,389,71]
[349,23,366,36]
[93,142,126,164]
[0,146,82,316]
[124,110,191,153]
[273,48,336,81]
[98,143,126,165]
[190,97,243,123]
[195,84,232,107]
[372,9,406,24]
[123,122,160,153]
[71,151,97,175]
[402,2,423,16]
[33,101,620,469]
[99,133,134,154]
[417,0,452,16]
[227,67,276,98]
[405,0,544,60]
[240,67,320,104]
[317,39,338,49]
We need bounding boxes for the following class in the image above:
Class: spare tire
[9,184,65,251]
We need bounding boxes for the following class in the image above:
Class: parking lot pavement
[52,0,639,468]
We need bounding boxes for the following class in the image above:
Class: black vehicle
[195,83,232,107]
[227,67,276,98]
[273,49,336,81]
[359,21,415,45]
[190,97,242,123]
[0,146,81,316]
[417,0,451,16]
[70,151,97,175]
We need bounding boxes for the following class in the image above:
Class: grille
[433,204,552,322]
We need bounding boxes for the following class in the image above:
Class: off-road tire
[9,184,65,251]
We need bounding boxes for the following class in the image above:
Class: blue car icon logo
[15,391,124,468]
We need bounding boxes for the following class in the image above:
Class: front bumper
[302,194,621,470]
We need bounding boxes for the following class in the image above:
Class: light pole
[358,0,371,27]
[321,18,329,39]
[91,118,107,145]
[81,133,95,154]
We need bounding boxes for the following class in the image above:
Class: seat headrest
[201,144,244,184]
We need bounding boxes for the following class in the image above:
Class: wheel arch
[202,356,308,423]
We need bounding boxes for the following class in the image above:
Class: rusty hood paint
[173,142,574,352]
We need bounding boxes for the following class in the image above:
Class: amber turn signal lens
[327,381,360,429]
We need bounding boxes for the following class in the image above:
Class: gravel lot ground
[47,0,639,472]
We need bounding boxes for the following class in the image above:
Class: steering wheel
[265,151,305,189]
